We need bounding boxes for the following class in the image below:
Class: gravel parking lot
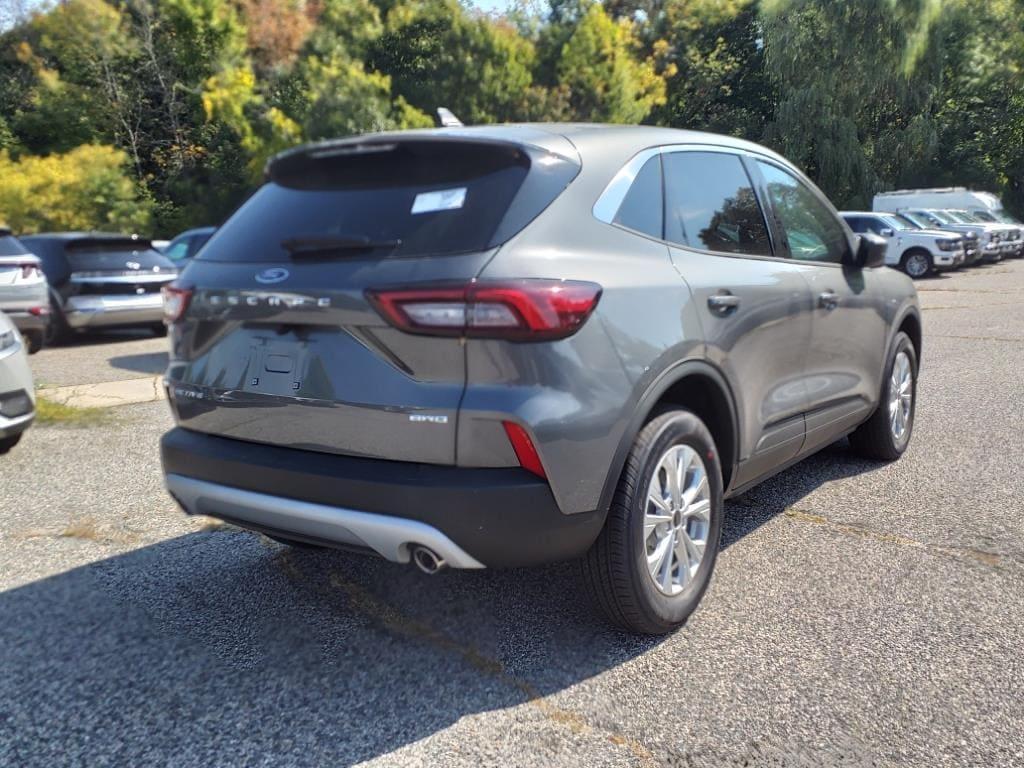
[1,262,1022,767]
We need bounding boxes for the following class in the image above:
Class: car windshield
[994,211,1022,225]
[891,214,921,229]
[971,210,997,222]
[924,210,953,224]
[878,214,914,231]
[900,212,932,228]
[944,211,974,223]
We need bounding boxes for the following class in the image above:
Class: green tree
[761,0,948,208]
[556,3,670,124]
[651,0,773,139]
[370,0,536,124]
[926,0,1024,216]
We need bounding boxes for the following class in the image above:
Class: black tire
[25,330,44,354]
[581,409,724,635]
[44,299,70,346]
[149,322,168,337]
[0,433,22,455]
[849,331,917,461]
[900,249,932,279]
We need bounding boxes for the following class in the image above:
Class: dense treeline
[0,0,1022,236]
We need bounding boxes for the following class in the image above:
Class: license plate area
[244,337,309,396]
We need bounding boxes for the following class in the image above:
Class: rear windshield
[0,234,30,257]
[65,241,173,273]
[199,140,579,263]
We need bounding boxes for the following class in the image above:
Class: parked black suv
[20,233,178,344]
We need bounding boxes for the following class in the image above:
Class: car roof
[172,227,216,240]
[268,123,794,173]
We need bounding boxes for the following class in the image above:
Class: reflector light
[502,421,546,478]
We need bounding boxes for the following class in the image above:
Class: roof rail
[875,187,969,196]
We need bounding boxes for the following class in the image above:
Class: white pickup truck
[841,211,966,278]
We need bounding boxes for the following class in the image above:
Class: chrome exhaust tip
[411,545,447,574]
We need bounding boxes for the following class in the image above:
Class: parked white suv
[841,211,964,278]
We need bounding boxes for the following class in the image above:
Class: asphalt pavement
[1,261,1022,767]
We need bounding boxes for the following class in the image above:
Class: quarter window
[662,152,772,257]
[756,162,849,264]
[613,156,663,239]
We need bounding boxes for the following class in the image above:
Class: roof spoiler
[435,108,464,128]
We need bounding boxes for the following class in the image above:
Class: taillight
[367,280,602,341]
[16,262,41,279]
[161,283,192,323]
[502,421,546,478]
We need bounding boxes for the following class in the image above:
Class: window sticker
[411,187,467,214]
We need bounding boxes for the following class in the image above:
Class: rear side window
[613,156,663,239]
[756,161,849,264]
[199,141,579,263]
[663,152,772,257]
[0,234,30,257]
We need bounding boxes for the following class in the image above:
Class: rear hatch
[62,236,176,297]
[167,135,579,464]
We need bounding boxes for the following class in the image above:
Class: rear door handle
[707,293,741,315]
[818,290,839,310]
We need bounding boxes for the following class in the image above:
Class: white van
[874,187,1003,216]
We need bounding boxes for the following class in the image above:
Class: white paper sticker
[411,187,467,214]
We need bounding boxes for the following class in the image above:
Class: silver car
[160,125,921,634]
[0,229,49,354]
[0,311,35,454]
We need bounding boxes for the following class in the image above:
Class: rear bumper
[64,293,163,329]
[2,310,48,332]
[160,427,605,568]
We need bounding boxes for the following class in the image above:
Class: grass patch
[33,395,111,427]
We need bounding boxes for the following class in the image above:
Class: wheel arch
[893,306,923,365]
[597,360,740,513]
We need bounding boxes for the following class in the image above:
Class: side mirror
[846,233,887,269]
[879,228,894,238]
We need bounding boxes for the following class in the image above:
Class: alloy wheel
[888,350,913,442]
[905,253,929,278]
[644,444,712,596]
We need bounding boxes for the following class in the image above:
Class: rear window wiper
[280,235,401,257]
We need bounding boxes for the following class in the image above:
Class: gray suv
[160,125,921,634]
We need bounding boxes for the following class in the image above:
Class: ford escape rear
[161,125,921,634]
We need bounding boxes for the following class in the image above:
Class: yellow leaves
[0,145,150,234]
[558,3,671,123]
[201,65,258,127]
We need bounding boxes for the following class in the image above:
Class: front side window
[662,152,772,257]
[756,161,848,263]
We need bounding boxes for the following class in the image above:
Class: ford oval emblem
[255,267,289,284]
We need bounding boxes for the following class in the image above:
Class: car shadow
[108,350,169,376]
[0,530,663,765]
[0,440,881,765]
[721,437,882,548]
[57,328,157,347]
